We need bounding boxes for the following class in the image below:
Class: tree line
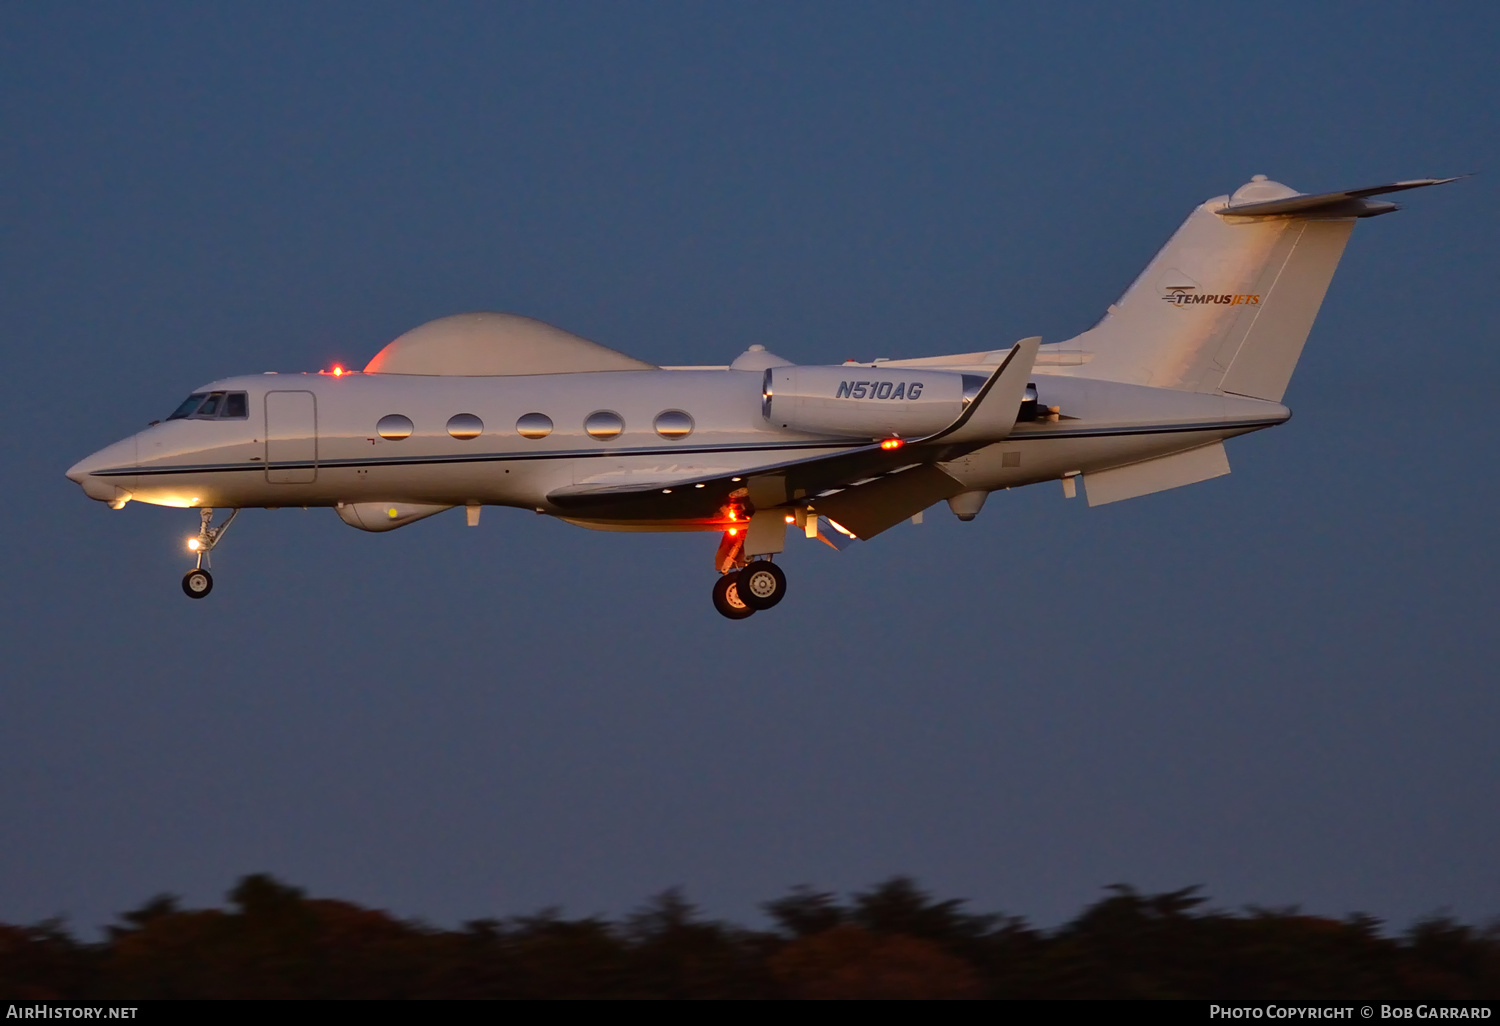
[2,875,1497,999]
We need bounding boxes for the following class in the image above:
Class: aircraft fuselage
[68,366,1287,524]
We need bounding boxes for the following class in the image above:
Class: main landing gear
[711,561,788,620]
[710,525,790,619]
[181,507,238,600]
[712,572,755,619]
[738,561,787,609]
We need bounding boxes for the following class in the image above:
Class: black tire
[712,573,755,620]
[182,568,213,599]
[737,561,786,610]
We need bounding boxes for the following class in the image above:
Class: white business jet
[67,174,1456,617]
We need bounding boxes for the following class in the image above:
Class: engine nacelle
[336,501,452,532]
[762,366,984,438]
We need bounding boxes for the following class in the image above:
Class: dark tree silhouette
[1,874,1497,999]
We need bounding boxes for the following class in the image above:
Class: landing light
[333,365,345,376]
[728,527,738,536]
[187,538,202,551]
[880,438,904,450]
[784,514,795,524]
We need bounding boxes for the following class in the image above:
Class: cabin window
[376,414,414,440]
[168,393,208,420]
[516,413,553,439]
[447,413,483,440]
[584,410,624,440]
[654,410,694,439]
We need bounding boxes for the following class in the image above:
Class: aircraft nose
[67,437,138,505]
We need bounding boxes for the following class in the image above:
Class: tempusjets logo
[1162,285,1261,307]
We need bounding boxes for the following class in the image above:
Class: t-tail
[1048,174,1462,401]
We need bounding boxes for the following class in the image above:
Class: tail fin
[1055,175,1458,401]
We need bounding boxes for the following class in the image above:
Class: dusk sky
[3,2,1497,934]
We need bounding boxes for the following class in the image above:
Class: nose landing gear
[182,507,238,600]
[182,568,213,598]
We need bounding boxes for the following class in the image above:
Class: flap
[810,464,963,539]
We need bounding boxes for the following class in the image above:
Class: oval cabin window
[584,410,625,440]
[376,414,414,440]
[447,413,483,440]
[516,413,553,439]
[654,410,694,439]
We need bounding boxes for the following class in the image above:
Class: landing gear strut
[182,507,238,600]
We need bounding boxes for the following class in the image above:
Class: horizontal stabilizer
[1217,177,1464,219]
[1082,442,1229,507]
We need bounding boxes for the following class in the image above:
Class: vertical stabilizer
[1052,175,1455,401]
[1214,220,1351,401]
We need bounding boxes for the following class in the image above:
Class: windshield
[167,393,208,420]
[165,391,250,421]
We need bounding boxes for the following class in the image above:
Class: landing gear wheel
[182,568,213,599]
[738,561,786,610]
[712,573,756,620]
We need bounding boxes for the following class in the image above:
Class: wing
[547,337,1040,535]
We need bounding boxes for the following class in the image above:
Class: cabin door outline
[264,390,318,483]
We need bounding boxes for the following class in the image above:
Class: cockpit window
[166,391,249,421]
[168,393,208,420]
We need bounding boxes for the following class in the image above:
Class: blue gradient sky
[3,2,1496,934]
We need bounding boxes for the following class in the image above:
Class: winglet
[922,337,1041,445]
